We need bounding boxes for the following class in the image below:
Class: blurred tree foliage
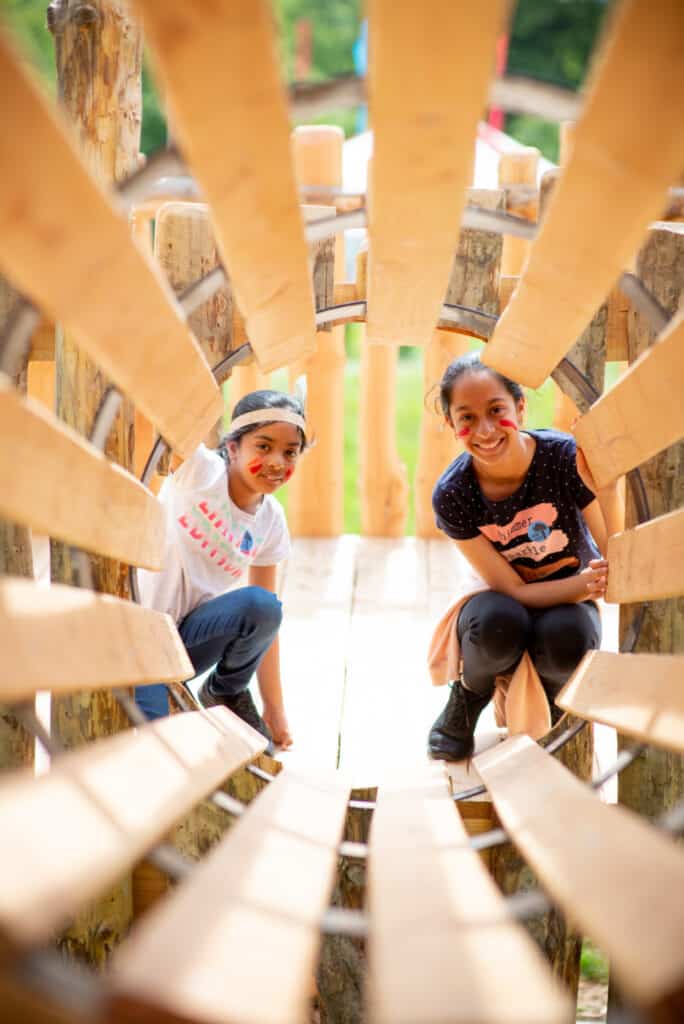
[3,0,610,157]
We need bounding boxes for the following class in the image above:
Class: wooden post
[415,189,504,538]
[357,245,409,537]
[498,148,538,278]
[618,224,684,835]
[287,126,345,537]
[0,276,34,771]
[47,0,143,965]
[154,201,233,449]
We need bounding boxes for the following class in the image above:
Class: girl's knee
[240,586,283,635]
[461,592,530,664]
[533,606,599,678]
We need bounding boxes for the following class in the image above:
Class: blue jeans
[135,586,283,720]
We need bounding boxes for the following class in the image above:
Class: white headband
[229,408,307,433]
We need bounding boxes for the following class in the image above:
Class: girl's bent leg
[457,591,531,697]
[179,585,283,697]
[530,602,601,701]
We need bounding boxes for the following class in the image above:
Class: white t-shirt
[138,445,290,623]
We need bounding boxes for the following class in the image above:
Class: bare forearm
[256,635,284,711]
[596,485,625,543]
[504,573,588,609]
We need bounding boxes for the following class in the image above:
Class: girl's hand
[263,704,293,750]
[577,558,609,600]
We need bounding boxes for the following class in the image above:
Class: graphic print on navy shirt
[432,430,600,582]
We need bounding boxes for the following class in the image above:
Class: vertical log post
[0,277,35,771]
[415,188,504,538]
[498,147,538,278]
[618,224,684,839]
[358,244,409,537]
[47,0,143,965]
[288,125,345,537]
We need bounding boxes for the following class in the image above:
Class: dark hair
[438,353,524,416]
[223,389,309,450]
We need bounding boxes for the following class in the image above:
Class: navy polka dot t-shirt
[432,429,600,583]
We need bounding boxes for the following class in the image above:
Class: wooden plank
[575,309,684,487]
[0,33,222,457]
[0,707,265,957]
[0,375,164,569]
[366,1,505,347]
[367,766,570,1024]
[558,651,684,754]
[477,735,684,1008]
[0,576,193,701]
[134,0,317,373]
[483,0,684,387]
[109,768,349,1024]
[607,506,684,603]
[277,536,358,770]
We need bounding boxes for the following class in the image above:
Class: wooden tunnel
[0,1,684,1022]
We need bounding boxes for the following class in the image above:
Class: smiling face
[228,421,303,509]
[446,369,525,468]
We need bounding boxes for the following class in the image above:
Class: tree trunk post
[415,188,504,538]
[288,125,345,537]
[47,0,143,965]
[0,276,35,771]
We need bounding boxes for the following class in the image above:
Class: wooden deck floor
[276,537,618,790]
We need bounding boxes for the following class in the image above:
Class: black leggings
[457,591,601,701]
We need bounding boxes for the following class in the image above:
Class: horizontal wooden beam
[0,375,164,568]
[607,506,684,603]
[575,309,684,487]
[0,32,222,457]
[558,651,684,754]
[0,708,265,957]
[0,576,192,701]
[367,767,570,1024]
[109,769,349,1024]
[483,0,684,387]
[134,0,317,373]
[477,736,684,1010]
[366,1,505,347]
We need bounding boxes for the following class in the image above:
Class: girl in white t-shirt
[136,390,308,752]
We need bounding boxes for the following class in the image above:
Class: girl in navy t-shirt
[429,353,623,761]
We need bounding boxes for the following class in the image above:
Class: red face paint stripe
[499,418,518,430]
[284,467,294,481]
[247,459,262,475]
[458,427,471,438]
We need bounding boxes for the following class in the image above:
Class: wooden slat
[0,707,265,957]
[134,0,317,372]
[477,736,684,1008]
[0,576,193,701]
[366,1,505,347]
[483,0,684,387]
[0,375,164,568]
[109,768,349,1024]
[0,33,222,457]
[575,309,684,487]
[607,506,684,603]
[367,767,570,1024]
[558,650,684,753]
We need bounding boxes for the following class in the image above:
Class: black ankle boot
[197,676,274,754]
[428,680,490,762]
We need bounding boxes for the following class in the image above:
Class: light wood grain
[558,651,684,753]
[477,735,684,1007]
[134,0,317,372]
[484,0,684,387]
[0,33,222,457]
[575,309,684,487]
[0,708,265,955]
[0,576,193,701]
[109,768,349,1024]
[367,766,570,1024]
[0,375,164,568]
[366,1,505,347]
[607,506,684,603]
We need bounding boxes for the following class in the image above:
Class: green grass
[228,334,624,536]
[580,940,609,984]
